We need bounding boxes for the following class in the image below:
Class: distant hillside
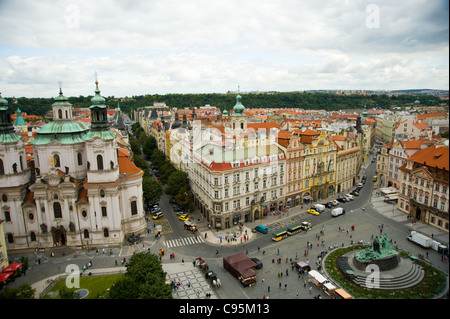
[4,91,447,118]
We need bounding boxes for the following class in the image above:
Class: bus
[272,230,288,241]
[287,224,304,236]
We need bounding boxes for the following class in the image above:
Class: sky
[0,0,448,98]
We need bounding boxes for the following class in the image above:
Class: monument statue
[355,234,397,263]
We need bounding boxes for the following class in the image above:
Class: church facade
[0,83,146,251]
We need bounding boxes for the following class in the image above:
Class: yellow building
[297,129,337,203]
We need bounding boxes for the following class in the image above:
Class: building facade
[0,84,146,251]
[398,145,449,232]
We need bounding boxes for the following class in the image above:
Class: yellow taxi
[307,208,320,216]
[178,214,189,221]
[152,212,164,220]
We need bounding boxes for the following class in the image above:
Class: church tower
[0,92,30,187]
[84,79,119,184]
[230,86,248,133]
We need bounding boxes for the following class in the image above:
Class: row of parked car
[306,181,365,217]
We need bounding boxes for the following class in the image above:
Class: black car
[169,197,177,204]
[336,197,346,203]
[325,202,333,209]
[251,258,263,269]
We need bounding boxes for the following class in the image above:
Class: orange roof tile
[118,156,142,176]
[407,145,449,171]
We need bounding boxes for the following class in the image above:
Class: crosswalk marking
[165,235,204,248]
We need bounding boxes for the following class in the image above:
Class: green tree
[132,154,148,171]
[107,253,172,299]
[142,176,163,204]
[165,170,189,195]
[0,283,36,299]
[142,135,157,157]
[150,149,166,168]
[175,185,193,211]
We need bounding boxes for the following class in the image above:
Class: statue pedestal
[353,253,399,271]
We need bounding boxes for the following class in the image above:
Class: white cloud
[0,0,448,97]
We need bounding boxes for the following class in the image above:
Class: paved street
[5,159,449,299]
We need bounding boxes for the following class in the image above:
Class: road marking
[165,236,204,248]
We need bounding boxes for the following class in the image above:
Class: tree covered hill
[4,91,446,118]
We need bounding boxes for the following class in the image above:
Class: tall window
[77,152,83,166]
[0,159,4,175]
[53,202,62,219]
[97,154,103,170]
[84,229,90,239]
[101,206,107,217]
[131,200,138,215]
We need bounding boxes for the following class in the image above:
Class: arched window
[7,233,13,243]
[54,154,61,167]
[53,202,62,219]
[77,152,83,166]
[19,155,23,171]
[58,109,62,119]
[103,228,109,237]
[97,155,103,170]
[30,232,36,242]
[0,159,5,175]
[84,229,90,239]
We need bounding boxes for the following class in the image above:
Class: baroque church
[0,81,146,251]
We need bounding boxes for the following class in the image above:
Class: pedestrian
[268,285,270,292]
[309,286,312,294]
[303,280,307,288]
[262,277,265,283]
[284,283,287,290]
[279,282,281,289]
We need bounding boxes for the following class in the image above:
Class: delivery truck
[407,231,432,248]
[223,252,257,287]
[331,207,345,217]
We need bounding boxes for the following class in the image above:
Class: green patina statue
[355,234,398,262]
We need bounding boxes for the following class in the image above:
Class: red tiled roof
[407,145,449,171]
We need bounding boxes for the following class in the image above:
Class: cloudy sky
[0,0,448,98]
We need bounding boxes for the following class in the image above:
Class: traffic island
[323,244,448,299]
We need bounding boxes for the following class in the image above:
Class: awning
[0,272,13,282]
[295,195,301,199]
[303,195,313,200]
[2,263,23,273]
[287,198,292,201]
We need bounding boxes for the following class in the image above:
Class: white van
[331,207,345,217]
[313,204,325,213]
[344,194,354,201]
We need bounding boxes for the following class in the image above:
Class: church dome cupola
[52,84,73,120]
[232,86,245,116]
